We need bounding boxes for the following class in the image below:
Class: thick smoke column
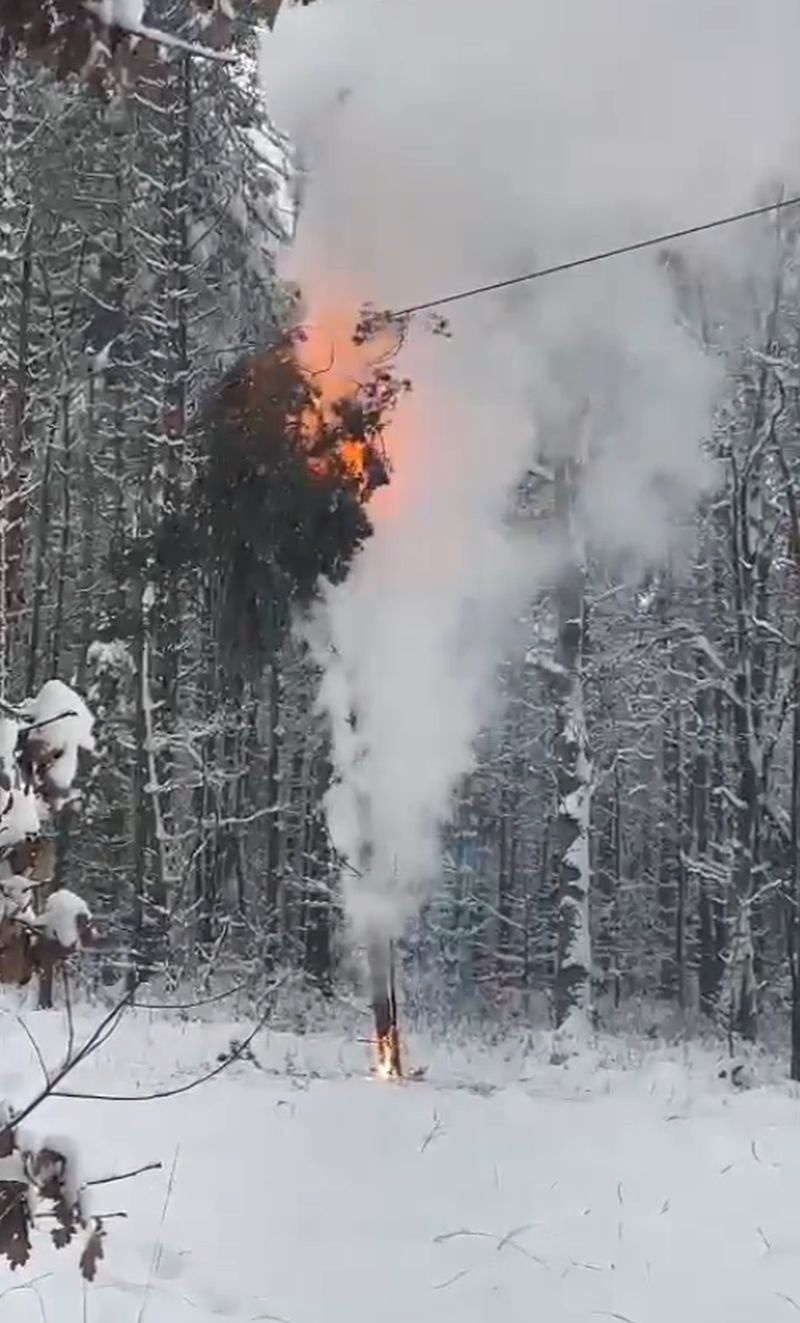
[262,0,800,941]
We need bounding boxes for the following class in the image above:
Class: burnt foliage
[157,335,389,675]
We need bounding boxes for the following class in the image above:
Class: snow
[4,1008,800,1320]
[40,740,78,794]
[88,338,116,375]
[32,1132,84,1209]
[0,1153,25,1185]
[0,875,37,922]
[0,718,19,787]
[94,0,146,28]
[35,889,91,950]
[26,679,95,755]
[91,3,239,61]
[0,787,40,849]
[87,638,133,675]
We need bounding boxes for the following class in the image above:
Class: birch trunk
[552,465,593,1031]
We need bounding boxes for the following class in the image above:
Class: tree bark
[552,464,593,1031]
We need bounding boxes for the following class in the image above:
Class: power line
[391,193,800,319]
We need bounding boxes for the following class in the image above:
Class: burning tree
[158,306,415,1073]
[157,313,406,674]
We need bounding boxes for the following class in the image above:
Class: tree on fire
[154,331,397,678]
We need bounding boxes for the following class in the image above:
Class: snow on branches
[22,678,96,812]
[0,1104,104,1277]
[0,0,317,90]
[0,679,96,992]
[0,680,100,1276]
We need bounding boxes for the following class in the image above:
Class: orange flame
[374,1025,402,1080]
[293,301,401,491]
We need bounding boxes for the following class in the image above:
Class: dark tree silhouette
[156,330,397,675]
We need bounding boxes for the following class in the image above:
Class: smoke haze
[261,0,800,939]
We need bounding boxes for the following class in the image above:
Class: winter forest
[2,0,798,1059]
[7,2,800,1319]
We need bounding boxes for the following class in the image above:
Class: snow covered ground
[3,1000,800,1322]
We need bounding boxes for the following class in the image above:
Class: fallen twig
[420,1111,444,1154]
[52,976,289,1104]
[85,1160,162,1189]
[5,1013,49,1086]
[137,1148,179,1323]
[432,1269,470,1291]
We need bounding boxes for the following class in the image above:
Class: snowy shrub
[0,1105,104,1278]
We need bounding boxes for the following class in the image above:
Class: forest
[2,0,800,1081]
[7,5,800,1320]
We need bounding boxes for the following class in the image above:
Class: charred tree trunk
[367,936,401,1076]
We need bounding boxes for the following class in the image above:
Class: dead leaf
[80,1220,106,1282]
[0,1182,32,1271]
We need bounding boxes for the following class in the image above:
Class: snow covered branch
[86,3,237,62]
[0,1,318,86]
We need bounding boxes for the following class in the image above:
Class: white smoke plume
[261,0,800,941]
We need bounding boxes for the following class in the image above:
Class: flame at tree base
[368,937,403,1080]
[374,1019,403,1080]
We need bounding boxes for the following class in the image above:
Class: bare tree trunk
[129,586,168,986]
[727,454,766,1043]
[693,682,721,1016]
[264,658,283,958]
[774,438,800,1078]
[5,215,31,634]
[304,745,333,993]
[659,704,688,1007]
[595,763,621,1007]
[496,740,520,989]
[0,151,33,688]
[51,390,72,678]
[790,644,800,1078]
[552,464,592,1031]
